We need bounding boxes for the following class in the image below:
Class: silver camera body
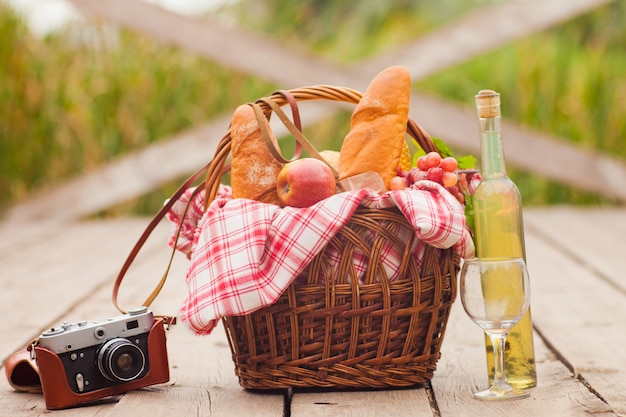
[39,307,154,355]
[37,307,155,394]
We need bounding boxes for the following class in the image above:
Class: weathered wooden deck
[1,205,624,416]
[2,1,625,415]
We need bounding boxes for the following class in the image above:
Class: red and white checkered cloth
[168,181,475,335]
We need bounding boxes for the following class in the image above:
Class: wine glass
[459,257,531,400]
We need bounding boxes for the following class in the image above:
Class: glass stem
[489,331,511,391]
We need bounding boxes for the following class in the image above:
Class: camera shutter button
[128,306,148,316]
[94,327,107,340]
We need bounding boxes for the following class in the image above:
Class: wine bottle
[472,90,537,389]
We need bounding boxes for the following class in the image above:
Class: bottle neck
[478,115,507,179]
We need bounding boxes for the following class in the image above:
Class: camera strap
[113,92,307,317]
[111,160,213,319]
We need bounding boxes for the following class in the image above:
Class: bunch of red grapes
[390,151,478,205]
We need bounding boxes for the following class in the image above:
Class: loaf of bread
[338,66,411,190]
[230,104,283,205]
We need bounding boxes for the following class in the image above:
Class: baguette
[230,104,283,205]
[338,66,411,190]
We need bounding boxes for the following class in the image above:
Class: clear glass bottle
[472,90,537,389]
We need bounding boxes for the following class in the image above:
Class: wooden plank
[431,302,616,417]
[525,207,626,292]
[69,0,614,89]
[68,0,356,90]
[5,96,625,229]
[0,218,285,416]
[0,219,66,256]
[290,388,433,417]
[524,208,626,416]
[0,218,165,361]
[1,115,231,225]
[368,0,615,81]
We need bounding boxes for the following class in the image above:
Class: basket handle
[260,90,304,162]
[250,99,341,178]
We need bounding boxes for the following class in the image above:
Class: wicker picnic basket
[203,85,460,390]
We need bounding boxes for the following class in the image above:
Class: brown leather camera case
[35,317,170,410]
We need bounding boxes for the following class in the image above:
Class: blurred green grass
[1,1,624,215]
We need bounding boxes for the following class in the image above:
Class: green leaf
[434,137,478,169]
[457,155,477,170]
[432,137,454,158]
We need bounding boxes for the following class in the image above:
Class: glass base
[473,386,530,401]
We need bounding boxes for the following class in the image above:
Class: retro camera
[34,307,171,410]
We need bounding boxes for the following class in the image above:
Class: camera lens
[97,338,146,382]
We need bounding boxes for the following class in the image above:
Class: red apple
[276,158,337,208]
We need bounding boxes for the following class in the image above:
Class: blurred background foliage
[1,0,624,215]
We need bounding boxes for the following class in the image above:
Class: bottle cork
[475,89,501,118]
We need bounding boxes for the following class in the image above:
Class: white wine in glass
[459,257,531,400]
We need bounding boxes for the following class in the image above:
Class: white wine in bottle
[472,90,537,389]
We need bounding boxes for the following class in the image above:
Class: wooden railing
[4,0,624,225]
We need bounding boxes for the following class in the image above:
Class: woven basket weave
[203,85,460,390]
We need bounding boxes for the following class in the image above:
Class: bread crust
[338,66,411,190]
[230,104,283,204]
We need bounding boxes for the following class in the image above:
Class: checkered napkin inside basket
[167,181,474,335]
